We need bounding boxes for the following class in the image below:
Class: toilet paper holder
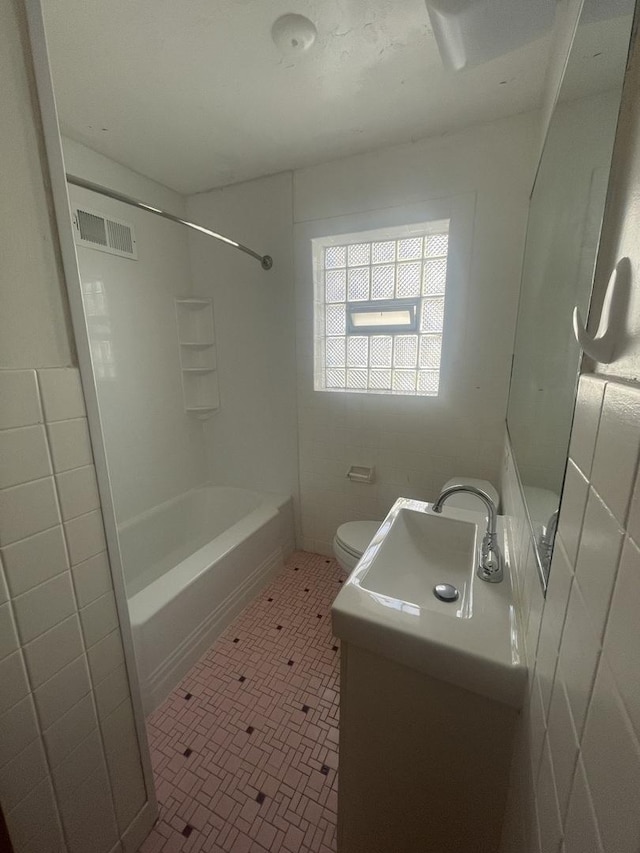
[347,465,375,484]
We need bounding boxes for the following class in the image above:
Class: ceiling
[43,0,555,195]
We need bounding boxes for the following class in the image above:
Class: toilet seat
[335,521,381,560]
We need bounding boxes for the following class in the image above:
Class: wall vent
[73,206,138,259]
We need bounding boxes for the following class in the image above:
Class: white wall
[500,376,640,853]
[590,15,640,378]
[65,110,538,562]
[500,19,640,853]
[63,140,208,526]
[62,137,185,213]
[0,1,154,850]
[0,0,73,369]
[293,112,537,554]
[538,0,585,161]
[186,173,299,513]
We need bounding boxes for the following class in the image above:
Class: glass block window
[313,221,449,396]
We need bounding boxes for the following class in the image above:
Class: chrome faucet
[432,484,504,583]
[539,509,559,581]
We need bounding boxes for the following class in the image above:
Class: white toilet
[332,477,500,574]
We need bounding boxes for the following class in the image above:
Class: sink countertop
[331,497,527,709]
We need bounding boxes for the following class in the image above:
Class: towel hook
[572,258,630,364]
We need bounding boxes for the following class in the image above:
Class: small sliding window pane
[347,300,418,334]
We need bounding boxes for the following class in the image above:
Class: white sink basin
[360,509,477,617]
[331,497,526,708]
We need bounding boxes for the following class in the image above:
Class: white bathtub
[121,486,294,715]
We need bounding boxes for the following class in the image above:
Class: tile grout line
[141,550,341,853]
[35,367,123,849]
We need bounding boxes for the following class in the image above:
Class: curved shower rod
[66,173,273,270]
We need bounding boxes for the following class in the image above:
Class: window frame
[295,194,475,407]
[312,219,451,398]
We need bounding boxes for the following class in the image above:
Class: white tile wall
[293,114,536,555]
[0,737,48,812]
[80,590,118,648]
[0,425,51,489]
[47,418,94,473]
[102,698,148,831]
[0,367,151,853]
[71,550,113,607]
[2,525,69,597]
[38,368,86,422]
[0,696,40,767]
[0,477,61,546]
[34,655,92,730]
[64,508,107,566]
[56,465,100,521]
[13,572,76,645]
[500,374,640,853]
[23,614,84,688]
[0,371,42,430]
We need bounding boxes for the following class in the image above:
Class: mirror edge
[506,423,568,596]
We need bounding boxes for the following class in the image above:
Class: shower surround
[63,143,300,715]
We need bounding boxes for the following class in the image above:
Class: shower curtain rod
[66,173,273,270]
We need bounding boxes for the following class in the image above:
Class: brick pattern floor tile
[139,551,342,852]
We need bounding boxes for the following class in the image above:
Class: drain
[433,583,459,603]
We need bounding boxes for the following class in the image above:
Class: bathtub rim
[130,491,294,715]
[127,489,290,626]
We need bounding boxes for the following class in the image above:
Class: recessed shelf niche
[175,297,219,418]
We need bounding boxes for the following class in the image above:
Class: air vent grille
[106,218,134,255]
[73,206,138,259]
[77,210,107,247]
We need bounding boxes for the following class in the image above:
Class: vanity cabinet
[338,642,517,853]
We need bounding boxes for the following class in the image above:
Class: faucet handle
[478,546,503,583]
[480,532,495,556]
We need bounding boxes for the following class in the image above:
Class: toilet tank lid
[441,478,500,511]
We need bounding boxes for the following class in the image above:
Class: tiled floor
[140,551,343,853]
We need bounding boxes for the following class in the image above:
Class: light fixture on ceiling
[425,0,553,72]
[271,14,317,57]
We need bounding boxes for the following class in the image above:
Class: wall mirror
[507,0,636,590]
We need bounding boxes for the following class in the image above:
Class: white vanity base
[338,642,517,853]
